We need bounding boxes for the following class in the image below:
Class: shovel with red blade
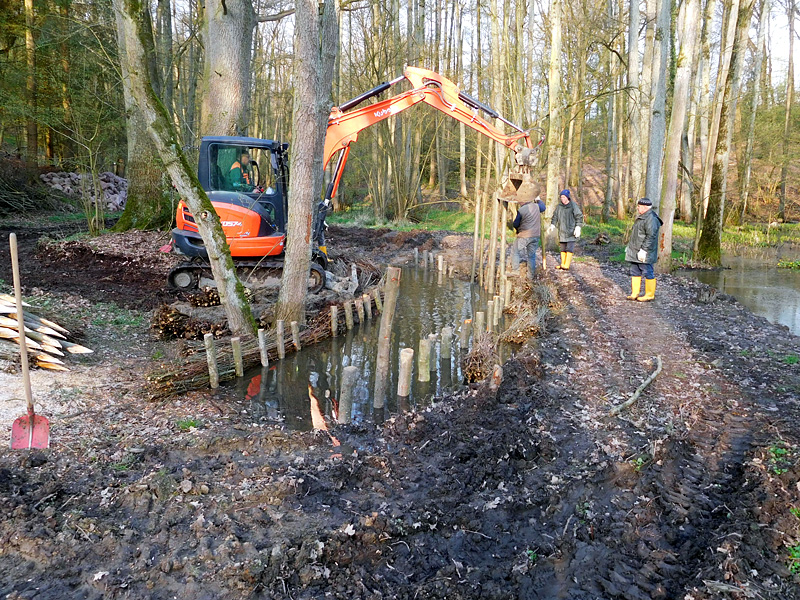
[8,233,49,450]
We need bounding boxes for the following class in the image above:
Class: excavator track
[168,259,326,294]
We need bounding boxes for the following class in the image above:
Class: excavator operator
[228,151,254,192]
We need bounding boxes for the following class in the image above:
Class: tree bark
[275,0,338,324]
[627,0,644,201]
[697,0,754,264]
[644,0,671,205]
[657,0,700,272]
[113,0,255,335]
[738,0,770,224]
[544,0,563,218]
[24,0,37,167]
[779,0,794,222]
[199,0,256,136]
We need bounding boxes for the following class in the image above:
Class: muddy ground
[0,222,799,599]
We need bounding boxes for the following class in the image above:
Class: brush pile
[39,171,128,211]
[500,305,548,344]
[0,294,92,371]
[462,332,497,383]
[152,304,229,340]
[187,287,254,308]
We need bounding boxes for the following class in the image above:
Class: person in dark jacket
[511,187,546,279]
[547,189,584,270]
[625,198,663,301]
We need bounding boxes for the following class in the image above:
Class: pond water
[225,267,510,429]
[677,256,800,336]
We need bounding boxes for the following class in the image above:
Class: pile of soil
[0,223,798,599]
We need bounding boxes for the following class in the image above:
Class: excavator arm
[322,66,542,204]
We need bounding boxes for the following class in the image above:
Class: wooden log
[373,266,401,408]
[441,326,453,360]
[231,336,243,377]
[474,312,485,335]
[355,296,365,323]
[362,294,372,320]
[330,305,339,337]
[417,337,431,382]
[460,319,471,348]
[344,300,354,330]
[397,347,414,399]
[428,333,438,371]
[290,321,301,351]
[257,328,269,367]
[276,320,286,359]
[204,333,219,389]
[339,365,358,424]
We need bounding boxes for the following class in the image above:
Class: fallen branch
[609,356,663,417]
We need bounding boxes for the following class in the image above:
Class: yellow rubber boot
[555,252,566,269]
[637,278,656,302]
[563,252,573,270]
[627,277,642,300]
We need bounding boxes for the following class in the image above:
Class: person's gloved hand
[548,224,556,234]
[574,226,581,238]
[637,249,647,262]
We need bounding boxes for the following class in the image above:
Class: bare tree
[644,0,670,204]
[779,0,794,221]
[544,0,564,217]
[275,0,339,323]
[24,0,37,166]
[657,0,700,271]
[113,0,255,335]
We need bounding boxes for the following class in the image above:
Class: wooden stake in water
[339,365,358,424]
[276,320,286,359]
[373,288,383,312]
[493,295,501,326]
[504,277,512,306]
[429,251,436,269]
[344,301,354,330]
[441,327,453,360]
[460,319,471,349]
[257,328,269,367]
[437,254,444,272]
[486,301,494,332]
[231,336,244,377]
[397,347,414,399]
[474,312,485,335]
[330,305,339,337]
[373,266,402,408]
[417,338,431,382]
[363,294,372,320]
[204,333,219,389]
[355,296,365,323]
[428,333,438,371]
[448,265,455,278]
[290,321,301,350]
[414,247,419,266]
[422,250,429,270]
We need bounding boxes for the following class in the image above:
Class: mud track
[0,229,798,599]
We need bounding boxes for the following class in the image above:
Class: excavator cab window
[208,143,275,194]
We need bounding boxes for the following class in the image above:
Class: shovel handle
[9,234,34,415]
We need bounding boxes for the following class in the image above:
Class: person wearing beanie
[547,189,584,270]
[625,198,663,301]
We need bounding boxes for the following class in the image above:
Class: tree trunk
[644,0,671,205]
[738,0,769,224]
[275,0,338,323]
[627,0,644,201]
[657,0,700,272]
[697,0,754,264]
[113,0,255,335]
[199,0,256,136]
[114,2,173,231]
[779,0,794,222]
[24,0,37,167]
[544,0,563,218]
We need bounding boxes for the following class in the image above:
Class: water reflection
[677,255,800,335]
[235,267,507,429]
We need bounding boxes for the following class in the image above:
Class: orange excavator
[168,66,541,293]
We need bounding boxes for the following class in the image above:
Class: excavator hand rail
[323,66,538,202]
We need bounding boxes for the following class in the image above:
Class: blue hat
[559,189,571,200]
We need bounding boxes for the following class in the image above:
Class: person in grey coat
[511,187,546,279]
[625,198,663,301]
[547,189,584,270]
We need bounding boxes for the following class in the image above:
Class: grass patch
[84,302,145,329]
[778,259,800,270]
[767,442,794,475]
[784,354,799,365]
[175,418,202,432]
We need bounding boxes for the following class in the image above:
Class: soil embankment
[0,225,798,599]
